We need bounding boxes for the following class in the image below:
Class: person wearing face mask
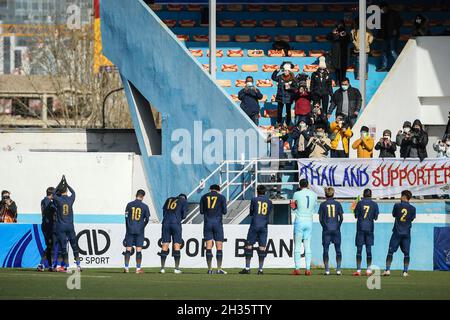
[310,57,333,114]
[310,103,328,132]
[291,119,313,159]
[351,18,374,80]
[307,125,331,158]
[326,21,351,86]
[238,76,263,125]
[433,138,449,158]
[375,129,397,158]
[411,14,431,37]
[408,119,428,161]
[294,81,311,126]
[0,190,17,223]
[352,126,374,158]
[327,78,362,128]
[329,114,353,158]
[272,62,297,126]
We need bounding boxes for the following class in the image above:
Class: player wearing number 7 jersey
[123,189,150,273]
[291,179,318,275]
[383,190,416,277]
[239,185,273,275]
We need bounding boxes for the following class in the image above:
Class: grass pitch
[0,268,449,300]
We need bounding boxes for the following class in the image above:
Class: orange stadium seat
[371,49,382,57]
[281,20,298,28]
[309,50,325,57]
[288,50,306,57]
[301,20,318,27]
[202,64,217,71]
[219,19,237,27]
[248,4,263,11]
[222,64,239,72]
[240,20,257,27]
[230,94,240,102]
[275,35,291,42]
[167,4,183,11]
[255,35,272,42]
[216,5,224,11]
[227,49,244,57]
[260,20,277,27]
[262,64,278,72]
[264,109,278,118]
[180,19,196,27]
[235,35,251,42]
[242,64,258,72]
[207,50,224,57]
[193,35,209,42]
[288,4,304,12]
[248,49,265,57]
[187,4,202,11]
[268,5,283,12]
[217,35,231,42]
[409,4,425,12]
[403,20,414,27]
[217,79,232,87]
[399,34,411,41]
[328,4,344,12]
[227,4,243,11]
[303,64,319,72]
[235,79,247,87]
[315,35,328,42]
[257,79,274,87]
[189,49,203,57]
[346,65,355,72]
[268,50,285,57]
[322,19,337,28]
[307,4,324,12]
[149,4,163,11]
[177,35,189,42]
[292,64,300,72]
[295,35,313,42]
[163,19,177,27]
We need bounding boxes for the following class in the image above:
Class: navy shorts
[161,223,183,244]
[322,230,341,246]
[41,225,56,247]
[388,231,411,255]
[55,224,78,254]
[124,232,145,248]
[204,222,224,242]
[246,225,268,247]
[355,230,374,247]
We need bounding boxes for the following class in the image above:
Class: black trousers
[277,102,292,126]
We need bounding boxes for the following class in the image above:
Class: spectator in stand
[327,21,351,86]
[396,121,412,158]
[272,62,297,127]
[446,111,450,137]
[396,120,428,161]
[310,103,328,132]
[352,126,374,158]
[238,76,263,125]
[294,80,311,125]
[327,78,362,128]
[375,129,397,158]
[351,19,374,80]
[0,190,17,223]
[330,113,353,158]
[376,2,403,72]
[307,125,331,158]
[291,119,313,159]
[310,56,333,114]
[411,14,431,37]
[433,138,450,158]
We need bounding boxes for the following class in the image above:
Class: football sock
[356,246,362,271]
[244,248,253,269]
[173,250,181,269]
[323,246,330,271]
[386,253,393,271]
[158,250,169,269]
[124,250,131,268]
[258,249,266,270]
[366,246,372,269]
[335,244,342,270]
[216,250,223,269]
[205,249,213,270]
[136,251,142,269]
[403,255,410,273]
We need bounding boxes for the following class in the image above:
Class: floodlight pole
[359,0,367,109]
[209,0,217,79]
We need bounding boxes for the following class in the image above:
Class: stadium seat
[227,4,243,11]
[371,49,382,57]
[219,19,237,27]
[288,4,304,12]
[430,4,445,11]
[163,19,177,27]
[189,49,203,57]
[149,4,163,11]
[248,4,263,12]
[248,49,265,57]
[409,4,425,12]
[262,64,278,72]
[292,64,300,72]
[207,50,224,57]
[256,79,273,87]
[346,65,355,72]
[179,19,196,27]
[235,35,251,42]
[268,50,285,57]
[255,35,272,42]
[307,4,324,12]
[222,64,239,72]
[202,64,218,72]
[264,109,277,118]
[390,4,405,11]
[240,20,257,27]
[235,79,247,87]
[177,35,189,42]
[268,5,283,12]
[315,35,328,42]
[301,19,319,27]
[328,4,344,12]
[261,20,277,27]
[167,4,183,11]
[403,20,414,27]
[274,35,291,42]
[429,19,441,27]
[295,35,313,42]
[193,35,209,42]
[227,49,244,57]
[217,79,232,87]
[241,64,258,72]
[187,4,202,11]
[230,94,240,102]
[281,20,298,28]
[309,49,325,57]
[288,50,306,57]
[322,19,337,28]
[217,35,231,42]
[303,64,319,73]
[400,34,411,41]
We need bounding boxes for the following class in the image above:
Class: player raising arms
[123,189,150,274]
[239,185,273,275]
[37,187,57,272]
[353,188,379,276]
[158,194,188,274]
[318,187,344,275]
[53,175,81,272]
[290,179,317,276]
[200,184,227,274]
[383,190,416,277]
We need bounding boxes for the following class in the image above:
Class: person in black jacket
[272,62,297,126]
[411,14,431,37]
[375,129,397,158]
[326,21,351,86]
[396,120,428,161]
[0,190,17,223]
[310,57,333,114]
[327,78,362,128]
[376,2,403,72]
[238,76,263,125]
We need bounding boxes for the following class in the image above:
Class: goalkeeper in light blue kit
[290,179,318,275]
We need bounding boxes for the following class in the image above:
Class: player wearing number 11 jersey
[124,189,150,273]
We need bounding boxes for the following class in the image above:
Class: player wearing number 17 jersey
[383,190,416,277]
[291,179,318,275]
[124,189,150,274]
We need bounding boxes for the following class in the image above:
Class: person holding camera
[433,138,450,158]
[310,103,328,132]
[293,79,311,126]
[238,76,263,125]
[272,62,297,126]
[310,57,333,114]
[291,119,313,159]
[0,190,17,223]
[307,125,331,158]
[329,114,353,158]
[352,126,375,158]
[327,21,351,86]
[375,129,397,158]
[397,120,428,161]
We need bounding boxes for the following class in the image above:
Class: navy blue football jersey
[162,197,188,224]
[354,198,379,232]
[392,201,416,235]
[249,195,272,228]
[125,199,150,234]
[53,186,76,225]
[318,199,344,231]
[199,191,227,224]
[41,197,56,228]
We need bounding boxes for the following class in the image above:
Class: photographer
[0,190,17,223]
[293,78,311,126]
[272,62,297,126]
[396,121,412,158]
[397,120,428,161]
[238,76,263,125]
[375,129,397,158]
[310,103,328,132]
[329,114,353,158]
[291,119,313,159]
[307,125,331,158]
[352,126,374,158]
[326,21,351,86]
[433,138,449,158]
[310,57,333,114]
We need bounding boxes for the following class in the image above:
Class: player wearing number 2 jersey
[123,189,150,274]
[291,179,318,275]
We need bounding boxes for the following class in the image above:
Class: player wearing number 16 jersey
[239,185,273,275]
[383,190,416,277]
[124,189,150,274]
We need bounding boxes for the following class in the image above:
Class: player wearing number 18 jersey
[239,185,273,275]
[383,190,416,277]
[124,189,150,273]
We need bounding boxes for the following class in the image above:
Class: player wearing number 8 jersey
[124,189,150,273]
[291,179,318,275]
[239,185,273,275]
[383,190,416,277]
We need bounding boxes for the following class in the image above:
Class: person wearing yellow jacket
[330,114,353,158]
[352,126,374,158]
